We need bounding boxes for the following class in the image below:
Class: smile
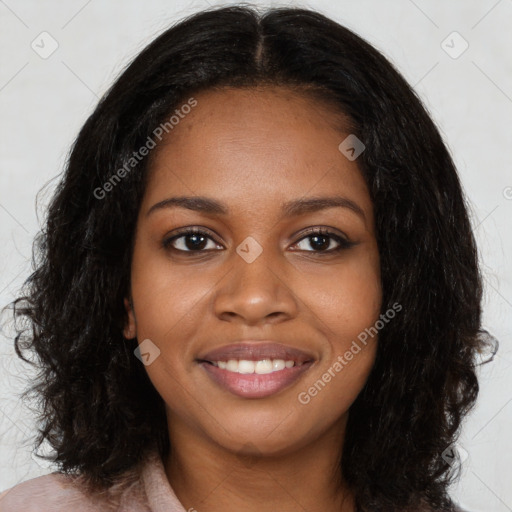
[198,359,314,398]
[210,358,303,373]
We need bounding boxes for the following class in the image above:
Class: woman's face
[124,86,381,457]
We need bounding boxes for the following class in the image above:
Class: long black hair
[6,4,493,511]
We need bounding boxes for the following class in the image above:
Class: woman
[0,4,492,511]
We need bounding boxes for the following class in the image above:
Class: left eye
[292,228,355,253]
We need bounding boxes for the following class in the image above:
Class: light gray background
[0,1,511,510]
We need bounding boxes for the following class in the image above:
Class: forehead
[143,86,373,225]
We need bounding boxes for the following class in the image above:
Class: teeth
[210,359,301,374]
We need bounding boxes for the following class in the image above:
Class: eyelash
[162,227,356,255]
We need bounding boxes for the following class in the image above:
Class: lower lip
[198,361,314,399]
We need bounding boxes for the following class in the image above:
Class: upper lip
[197,341,315,364]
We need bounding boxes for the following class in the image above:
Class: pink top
[0,449,187,511]
[0,451,471,511]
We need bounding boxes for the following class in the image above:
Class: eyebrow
[146,195,366,221]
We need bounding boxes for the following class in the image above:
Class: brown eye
[292,228,356,253]
[163,228,223,253]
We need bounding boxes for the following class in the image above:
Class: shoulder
[0,472,113,512]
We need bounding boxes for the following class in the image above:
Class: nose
[212,243,299,326]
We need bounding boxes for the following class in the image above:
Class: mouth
[196,341,316,398]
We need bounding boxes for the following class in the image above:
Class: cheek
[128,247,205,415]
[295,344,376,438]
[129,245,210,340]
[302,249,382,345]
[294,257,381,422]
[295,248,381,407]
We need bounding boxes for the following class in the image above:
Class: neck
[164,413,355,512]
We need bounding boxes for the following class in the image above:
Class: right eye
[162,227,224,253]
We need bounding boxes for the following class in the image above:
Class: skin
[123,86,382,512]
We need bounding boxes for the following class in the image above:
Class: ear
[123,297,137,339]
